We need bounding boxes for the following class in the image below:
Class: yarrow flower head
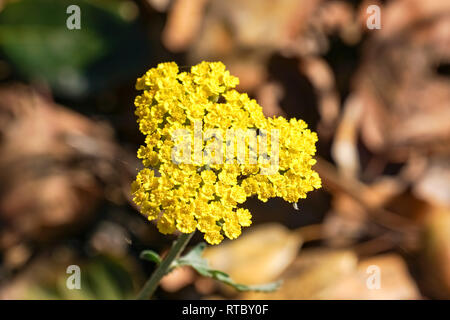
[131,61,321,245]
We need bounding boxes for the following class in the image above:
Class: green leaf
[175,243,209,273]
[0,0,151,97]
[140,250,162,265]
[211,270,282,292]
[27,255,137,300]
[175,243,282,292]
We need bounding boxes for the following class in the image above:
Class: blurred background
[0,0,449,300]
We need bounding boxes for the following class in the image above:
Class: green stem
[136,232,195,300]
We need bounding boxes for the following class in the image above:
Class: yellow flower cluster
[132,61,321,244]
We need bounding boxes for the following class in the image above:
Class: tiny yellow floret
[132,61,321,244]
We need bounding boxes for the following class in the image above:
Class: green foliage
[0,0,150,97]
[140,250,162,265]
[27,255,138,300]
[141,243,282,293]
